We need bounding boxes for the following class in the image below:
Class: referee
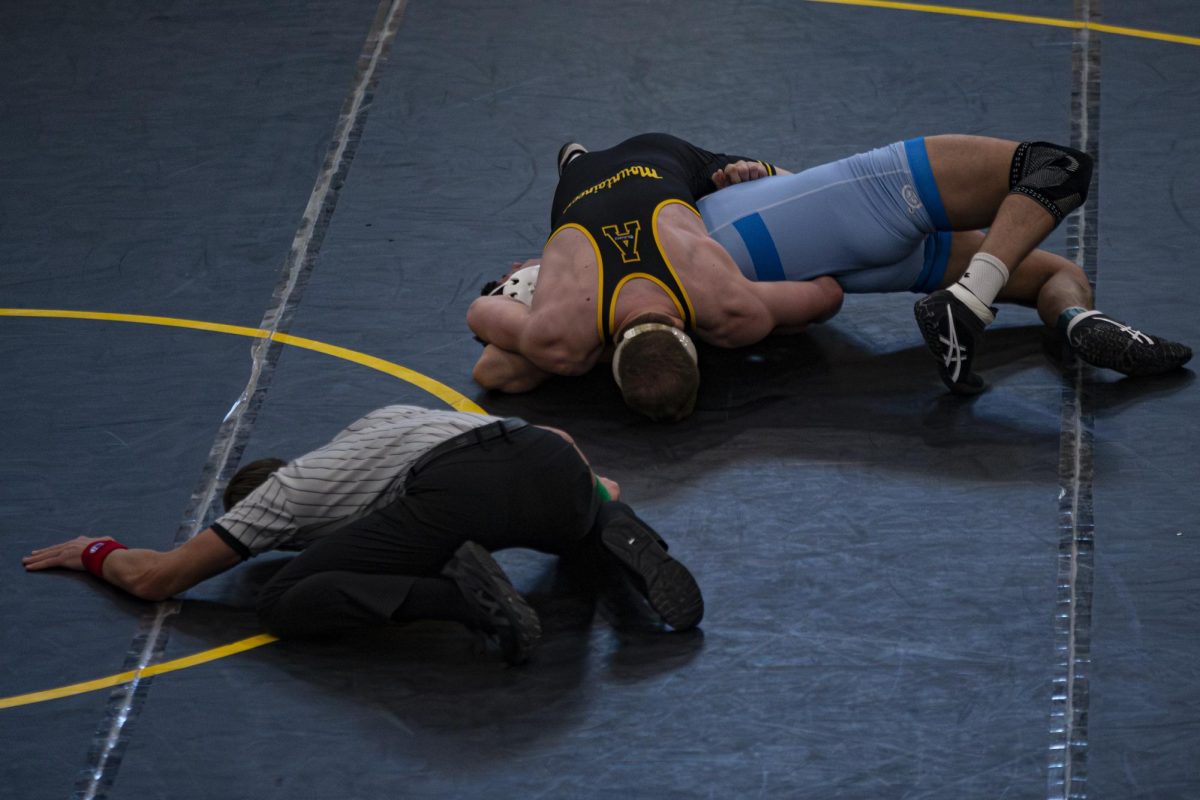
[22,405,703,664]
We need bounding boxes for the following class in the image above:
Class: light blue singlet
[697,138,953,293]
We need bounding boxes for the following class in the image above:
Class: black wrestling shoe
[596,502,703,630]
[557,142,587,176]
[441,541,541,665]
[1067,311,1193,376]
[914,289,993,395]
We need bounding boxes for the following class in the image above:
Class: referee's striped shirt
[212,405,501,558]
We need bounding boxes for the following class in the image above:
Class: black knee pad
[1008,141,1093,225]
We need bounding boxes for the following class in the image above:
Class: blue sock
[1057,306,1088,335]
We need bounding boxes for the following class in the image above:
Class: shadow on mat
[475,324,1073,489]
[163,555,704,755]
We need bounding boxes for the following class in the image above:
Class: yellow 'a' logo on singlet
[602,220,641,263]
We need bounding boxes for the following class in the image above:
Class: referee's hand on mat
[22,535,109,572]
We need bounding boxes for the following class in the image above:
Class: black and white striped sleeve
[212,475,301,557]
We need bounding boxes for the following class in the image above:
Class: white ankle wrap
[958,252,1009,307]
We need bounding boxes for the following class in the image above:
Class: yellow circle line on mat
[0,308,485,413]
[807,0,1200,47]
[0,307,486,709]
[0,635,280,709]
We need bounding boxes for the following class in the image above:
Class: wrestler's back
[549,133,769,341]
[537,190,762,348]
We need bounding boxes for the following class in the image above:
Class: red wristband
[81,539,128,577]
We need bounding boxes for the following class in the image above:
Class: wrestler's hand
[23,536,111,571]
[711,160,770,188]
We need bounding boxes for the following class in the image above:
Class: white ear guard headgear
[611,323,698,389]
[489,263,540,306]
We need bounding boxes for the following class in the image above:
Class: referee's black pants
[256,422,600,638]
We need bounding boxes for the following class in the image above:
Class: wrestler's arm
[750,275,844,334]
[473,345,554,393]
[697,243,843,346]
[468,296,600,390]
[468,294,532,351]
[467,297,550,391]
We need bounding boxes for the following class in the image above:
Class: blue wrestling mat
[2,1,1197,798]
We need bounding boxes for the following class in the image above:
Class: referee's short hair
[223,458,287,511]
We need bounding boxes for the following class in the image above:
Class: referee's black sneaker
[442,541,541,665]
[914,289,992,395]
[1067,310,1193,376]
[595,502,704,631]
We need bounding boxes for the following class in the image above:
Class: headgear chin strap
[611,322,698,388]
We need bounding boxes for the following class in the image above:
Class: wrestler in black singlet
[549,133,775,344]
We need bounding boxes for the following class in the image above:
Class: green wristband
[594,476,612,503]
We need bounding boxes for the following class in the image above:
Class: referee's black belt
[410,418,530,474]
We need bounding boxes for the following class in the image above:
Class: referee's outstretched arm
[22,529,241,601]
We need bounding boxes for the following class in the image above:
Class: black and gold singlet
[547,133,776,343]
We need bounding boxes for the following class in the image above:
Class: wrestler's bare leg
[915,135,1189,389]
[924,135,1057,271]
[939,231,1092,327]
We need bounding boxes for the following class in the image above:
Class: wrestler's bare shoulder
[542,226,599,277]
[657,212,749,278]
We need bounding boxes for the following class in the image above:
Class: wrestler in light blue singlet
[697,138,954,294]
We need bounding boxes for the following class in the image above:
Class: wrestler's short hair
[612,320,699,422]
[223,458,287,511]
